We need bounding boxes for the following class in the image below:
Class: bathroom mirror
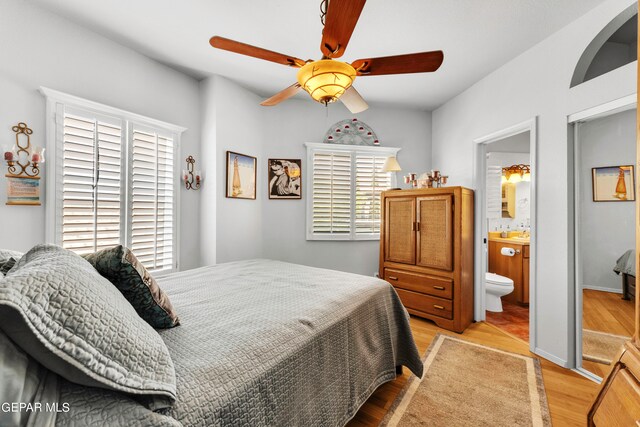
[501,182,516,218]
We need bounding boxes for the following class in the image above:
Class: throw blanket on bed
[56,259,423,427]
[614,249,636,276]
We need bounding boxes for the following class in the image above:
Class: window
[42,88,185,273]
[305,142,399,240]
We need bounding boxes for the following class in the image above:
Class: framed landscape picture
[226,151,256,199]
[592,165,635,202]
[268,159,302,199]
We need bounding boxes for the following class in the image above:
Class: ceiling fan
[209,0,444,113]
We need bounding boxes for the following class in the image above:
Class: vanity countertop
[488,231,530,245]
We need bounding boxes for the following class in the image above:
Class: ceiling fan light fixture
[296,59,356,105]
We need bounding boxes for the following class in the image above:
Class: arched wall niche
[571,4,637,88]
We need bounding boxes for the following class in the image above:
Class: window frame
[305,142,400,242]
[41,87,186,274]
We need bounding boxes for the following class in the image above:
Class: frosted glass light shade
[508,173,522,183]
[382,156,402,172]
[297,60,356,105]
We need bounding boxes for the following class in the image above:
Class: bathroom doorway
[473,118,537,351]
[484,134,532,342]
[570,98,637,381]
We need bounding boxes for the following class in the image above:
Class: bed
[7,256,422,426]
[614,249,636,300]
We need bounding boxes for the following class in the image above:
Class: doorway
[473,118,538,352]
[570,97,637,381]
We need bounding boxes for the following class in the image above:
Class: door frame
[568,94,636,382]
[472,117,538,353]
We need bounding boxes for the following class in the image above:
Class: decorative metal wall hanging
[182,155,202,190]
[4,122,44,205]
[323,118,379,146]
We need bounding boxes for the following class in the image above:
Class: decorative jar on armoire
[587,13,640,422]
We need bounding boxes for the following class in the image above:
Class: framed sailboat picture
[592,165,635,202]
[226,151,257,199]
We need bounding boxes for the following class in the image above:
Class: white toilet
[485,272,514,312]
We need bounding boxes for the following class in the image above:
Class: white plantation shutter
[45,90,183,274]
[130,128,175,271]
[61,112,123,255]
[306,143,399,241]
[486,165,503,219]
[355,154,391,235]
[312,151,352,235]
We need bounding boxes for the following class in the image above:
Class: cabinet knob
[433,286,445,290]
[433,304,445,310]
[388,276,398,281]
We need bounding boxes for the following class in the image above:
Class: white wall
[261,100,432,276]
[198,79,432,275]
[0,0,202,269]
[199,75,265,265]
[431,0,636,365]
[579,109,636,293]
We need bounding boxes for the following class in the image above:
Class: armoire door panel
[384,197,416,264]
[416,195,453,271]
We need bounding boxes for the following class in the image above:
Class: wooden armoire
[588,13,640,423]
[379,187,474,333]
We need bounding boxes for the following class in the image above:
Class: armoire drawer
[592,367,640,425]
[395,288,453,320]
[384,268,453,299]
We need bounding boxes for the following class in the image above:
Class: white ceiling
[28,0,606,110]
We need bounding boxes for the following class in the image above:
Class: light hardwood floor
[348,317,599,427]
[582,289,635,378]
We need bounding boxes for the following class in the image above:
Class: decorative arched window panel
[570,4,637,88]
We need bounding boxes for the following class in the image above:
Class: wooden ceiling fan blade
[352,51,444,76]
[260,83,303,106]
[320,0,366,58]
[210,36,305,67]
[340,86,368,113]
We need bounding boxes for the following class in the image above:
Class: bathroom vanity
[488,233,530,305]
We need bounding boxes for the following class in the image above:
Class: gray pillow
[0,248,22,263]
[0,244,176,401]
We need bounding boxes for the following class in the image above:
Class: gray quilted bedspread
[58,259,423,427]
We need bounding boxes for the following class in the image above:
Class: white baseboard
[572,367,602,384]
[582,284,622,294]
[533,347,569,368]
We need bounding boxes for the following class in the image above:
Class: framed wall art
[226,151,256,199]
[592,165,635,202]
[268,159,301,199]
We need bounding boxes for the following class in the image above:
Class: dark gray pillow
[0,244,176,401]
[0,257,17,276]
[83,245,180,329]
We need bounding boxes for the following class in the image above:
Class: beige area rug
[381,334,551,427]
[583,329,630,365]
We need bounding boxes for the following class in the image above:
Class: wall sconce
[4,122,44,205]
[182,155,202,190]
[4,123,44,178]
[501,164,530,184]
